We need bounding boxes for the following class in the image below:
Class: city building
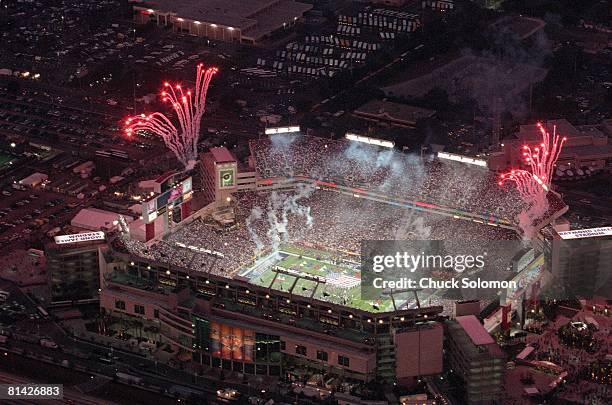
[131,0,313,44]
[0,249,47,296]
[382,55,548,123]
[46,237,105,303]
[453,300,481,318]
[543,225,612,299]
[393,322,444,386]
[489,16,546,40]
[18,172,48,188]
[489,119,612,176]
[445,315,506,404]
[364,0,411,7]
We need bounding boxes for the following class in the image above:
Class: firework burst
[498,122,567,200]
[124,64,218,170]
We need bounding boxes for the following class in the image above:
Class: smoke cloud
[517,192,549,239]
[247,182,316,253]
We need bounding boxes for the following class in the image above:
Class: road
[0,369,116,405]
[2,321,266,404]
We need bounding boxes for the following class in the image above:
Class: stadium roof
[456,315,495,346]
[71,208,133,231]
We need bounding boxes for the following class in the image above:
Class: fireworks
[499,122,567,200]
[124,64,218,170]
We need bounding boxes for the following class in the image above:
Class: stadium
[101,132,567,385]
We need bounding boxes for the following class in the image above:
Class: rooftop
[518,119,580,142]
[382,55,548,106]
[19,172,48,185]
[516,119,608,144]
[559,143,612,159]
[138,0,312,35]
[456,315,495,346]
[210,146,236,164]
[71,208,133,231]
[354,99,435,125]
[154,170,178,184]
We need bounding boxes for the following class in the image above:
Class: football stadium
[101,133,567,385]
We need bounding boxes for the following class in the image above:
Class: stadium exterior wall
[99,245,443,383]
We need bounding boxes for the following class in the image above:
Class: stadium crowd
[112,188,518,311]
[108,134,565,311]
[250,135,566,222]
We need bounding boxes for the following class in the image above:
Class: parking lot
[0,187,82,249]
[0,281,42,330]
[0,85,157,157]
[1,0,129,85]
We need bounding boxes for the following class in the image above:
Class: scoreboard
[142,176,193,224]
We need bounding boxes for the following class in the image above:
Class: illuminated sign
[168,187,183,205]
[219,168,235,188]
[142,176,193,224]
[558,227,612,240]
[182,177,192,194]
[142,199,157,223]
[147,210,158,223]
[437,152,487,168]
[211,322,255,362]
[265,126,300,135]
[54,231,105,244]
[345,133,394,148]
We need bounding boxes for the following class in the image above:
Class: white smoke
[246,206,264,253]
[395,211,432,240]
[517,192,549,239]
[247,182,316,252]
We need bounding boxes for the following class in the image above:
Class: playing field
[245,244,395,312]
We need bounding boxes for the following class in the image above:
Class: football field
[246,244,395,312]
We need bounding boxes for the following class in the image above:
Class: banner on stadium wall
[557,227,612,240]
[54,231,105,244]
[210,321,254,362]
[219,167,236,188]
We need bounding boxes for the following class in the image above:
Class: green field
[0,154,13,167]
[247,245,395,312]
